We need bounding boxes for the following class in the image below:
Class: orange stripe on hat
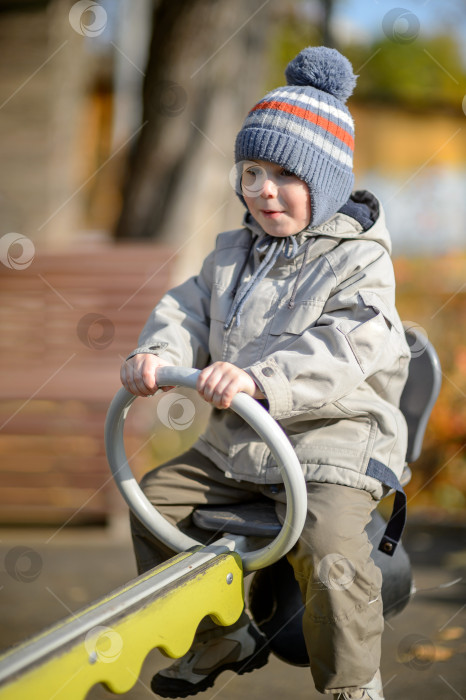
[250,100,354,151]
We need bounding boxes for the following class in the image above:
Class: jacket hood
[243,189,392,255]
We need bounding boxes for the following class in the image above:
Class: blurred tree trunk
[115,0,271,242]
[321,0,336,48]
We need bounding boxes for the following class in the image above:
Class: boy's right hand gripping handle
[105,366,307,572]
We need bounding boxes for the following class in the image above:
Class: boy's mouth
[261,209,284,218]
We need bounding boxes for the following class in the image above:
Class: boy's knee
[303,514,361,559]
[291,512,377,591]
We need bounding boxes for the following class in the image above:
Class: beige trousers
[130,448,383,695]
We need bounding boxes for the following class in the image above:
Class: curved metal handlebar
[105,366,307,572]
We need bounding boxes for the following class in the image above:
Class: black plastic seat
[194,500,282,538]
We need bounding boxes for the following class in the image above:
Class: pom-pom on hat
[235,46,358,228]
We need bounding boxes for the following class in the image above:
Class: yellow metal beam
[0,549,244,699]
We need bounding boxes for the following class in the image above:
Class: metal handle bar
[105,366,307,572]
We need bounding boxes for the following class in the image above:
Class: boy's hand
[120,354,173,396]
[197,361,264,409]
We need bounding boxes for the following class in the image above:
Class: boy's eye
[243,167,261,181]
[281,169,293,177]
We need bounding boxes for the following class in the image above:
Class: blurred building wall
[0,0,152,250]
[352,103,466,255]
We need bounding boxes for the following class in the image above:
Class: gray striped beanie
[235,46,358,228]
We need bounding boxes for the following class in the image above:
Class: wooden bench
[0,242,176,527]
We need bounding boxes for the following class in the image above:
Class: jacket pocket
[337,313,388,374]
[269,299,325,336]
[336,290,400,374]
[357,290,399,332]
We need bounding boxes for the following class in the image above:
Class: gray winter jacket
[129,191,410,501]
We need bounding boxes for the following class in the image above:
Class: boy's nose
[261,177,278,198]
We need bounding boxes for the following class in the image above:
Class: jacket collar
[242,190,391,255]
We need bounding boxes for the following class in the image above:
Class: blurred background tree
[344,36,465,110]
[115,0,272,242]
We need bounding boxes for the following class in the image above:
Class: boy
[121,46,410,699]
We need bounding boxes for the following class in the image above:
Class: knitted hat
[234,46,358,228]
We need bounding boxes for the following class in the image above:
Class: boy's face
[241,160,311,237]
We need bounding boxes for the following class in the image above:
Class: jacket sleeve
[126,249,214,369]
[244,248,408,421]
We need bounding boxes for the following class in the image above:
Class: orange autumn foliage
[393,252,466,518]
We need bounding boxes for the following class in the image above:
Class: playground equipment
[0,326,441,698]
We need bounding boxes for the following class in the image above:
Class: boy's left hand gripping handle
[105,366,307,572]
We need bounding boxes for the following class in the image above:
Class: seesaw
[0,326,441,696]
